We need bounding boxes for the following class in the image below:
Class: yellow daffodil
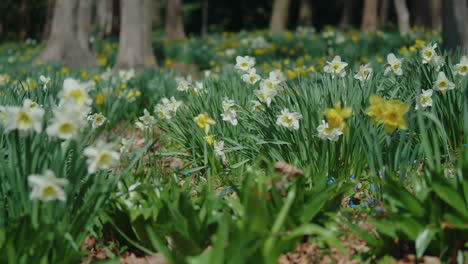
[324,101,352,132]
[194,112,216,134]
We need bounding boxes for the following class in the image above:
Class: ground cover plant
[0,24,467,264]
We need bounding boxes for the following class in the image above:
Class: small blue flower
[370,184,377,192]
[349,200,357,208]
[182,172,189,176]
[327,178,335,184]
[350,174,356,180]
[225,186,232,191]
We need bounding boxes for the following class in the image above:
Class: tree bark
[378,0,390,28]
[394,0,410,35]
[34,0,97,67]
[297,0,313,27]
[430,0,442,30]
[41,0,56,43]
[442,0,468,52]
[97,0,113,37]
[114,0,156,69]
[19,0,30,40]
[339,0,356,28]
[164,0,185,40]
[361,0,379,32]
[269,0,291,33]
[201,0,208,37]
[412,0,431,28]
[151,0,162,24]
[77,0,93,50]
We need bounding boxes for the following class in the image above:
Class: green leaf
[432,182,468,218]
[415,228,437,258]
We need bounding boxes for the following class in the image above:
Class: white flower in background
[39,75,51,91]
[251,100,265,111]
[56,99,91,119]
[47,109,86,140]
[221,98,238,125]
[255,86,277,107]
[83,140,120,174]
[454,56,468,76]
[119,138,129,153]
[192,81,204,95]
[434,72,455,92]
[260,78,280,91]
[154,104,172,120]
[241,68,261,84]
[23,99,40,109]
[222,98,236,112]
[214,140,226,161]
[28,170,68,202]
[429,55,445,71]
[415,89,433,110]
[235,56,255,72]
[276,108,302,130]
[324,56,348,78]
[354,63,373,82]
[269,70,286,84]
[162,97,182,113]
[225,49,236,57]
[58,78,92,106]
[118,69,135,83]
[135,109,155,129]
[317,120,343,141]
[384,53,403,76]
[176,77,192,92]
[421,43,437,64]
[0,75,5,86]
[1,100,45,133]
[88,113,107,128]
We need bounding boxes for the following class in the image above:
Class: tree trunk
[41,0,55,43]
[442,0,468,52]
[394,0,410,35]
[269,0,291,33]
[412,0,431,28]
[34,0,97,67]
[77,0,93,50]
[19,0,30,40]
[378,0,390,28]
[114,0,156,69]
[164,0,185,40]
[97,0,113,37]
[360,0,378,32]
[430,0,442,30]
[201,0,208,37]
[339,0,355,28]
[152,0,162,24]
[297,0,313,27]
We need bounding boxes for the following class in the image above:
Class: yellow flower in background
[98,56,108,66]
[92,75,100,82]
[204,135,214,146]
[36,60,43,66]
[351,36,359,43]
[21,68,27,74]
[365,95,385,124]
[165,59,173,67]
[414,39,425,49]
[375,56,383,64]
[61,67,70,75]
[95,93,106,106]
[46,66,53,72]
[81,71,89,79]
[194,112,216,134]
[308,66,316,72]
[365,95,409,133]
[324,101,352,132]
[209,61,216,67]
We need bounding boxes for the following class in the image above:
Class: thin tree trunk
[97,0,113,37]
[19,0,29,39]
[297,0,313,27]
[269,0,291,33]
[114,0,156,69]
[442,0,468,52]
[201,0,208,37]
[164,0,185,40]
[412,0,431,28]
[339,0,355,28]
[77,0,93,50]
[378,0,390,28]
[41,0,55,43]
[430,0,442,30]
[361,0,379,32]
[34,0,97,67]
[394,0,410,35]
[152,0,161,24]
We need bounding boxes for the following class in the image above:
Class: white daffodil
[28,170,68,202]
[454,56,468,76]
[324,56,348,78]
[235,56,255,72]
[241,68,261,85]
[429,55,445,71]
[47,109,85,140]
[214,140,226,161]
[192,81,204,95]
[39,75,51,91]
[221,109,238,125]
[119,138,129,153]
[317,120,343,141]
[421,43,437,64]
[434,72,455,93]
[88,113,107,128]
[154,104,172,120]
[83,140,120,174]
[276,108,302,130]
[260,78,280,91]
[415,89,433,110]
[23,99,41,109]
[255,86,277,107]
[176,77,192,92]
[58,78,92,106]
[2,101,45,134]
[354,63,373,82]
[162,97,182,113]
[269,70,286,84]
[136,109,155,129]
[384,53,403,76]
[118,69,135,83]
[251,100,265,111]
